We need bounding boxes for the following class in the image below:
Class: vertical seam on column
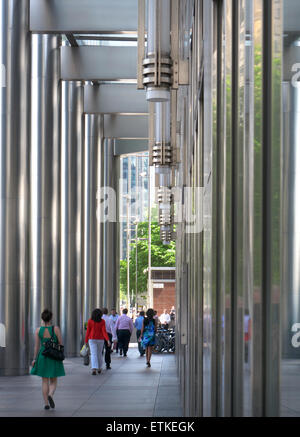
[231,0,239,417]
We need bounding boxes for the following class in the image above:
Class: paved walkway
[0,346,182,417]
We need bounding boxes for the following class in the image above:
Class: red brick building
[148,267,176,318]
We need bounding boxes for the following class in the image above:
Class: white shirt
[102,314,117,341]
[160,313,171,324]
[0,323,5,348]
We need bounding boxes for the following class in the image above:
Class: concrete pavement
[0,346,183,417]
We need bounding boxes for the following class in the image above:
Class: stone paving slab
[0,348,183,417]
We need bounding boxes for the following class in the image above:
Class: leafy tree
[120,221,176,304]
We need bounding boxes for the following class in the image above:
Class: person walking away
[109,308,119,353]
[85,309,110,375]
[31,309,65,410]
[139,308,157,368]
[102,308,117,369]
[134,311,145,357]
[169,306,176,329]
[115,308,134,357]
[244,310,251,364]
[159,309,171,329]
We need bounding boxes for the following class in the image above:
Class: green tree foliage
[120,222,176,303]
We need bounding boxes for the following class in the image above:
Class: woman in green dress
[31,309,65,410]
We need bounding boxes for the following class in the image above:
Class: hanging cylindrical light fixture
[153,100,175,244]
[143,0,172,102]
[151,101,173,167]
[160,226,173,245]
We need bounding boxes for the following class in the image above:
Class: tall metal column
[282,43,300,359]
[102,138,118,310]
[114,153,120,312]
[30,34,61,355]
[61,81,84,356]
[95,124,104,309]
[83,113,101,327]
[0,0,31,376]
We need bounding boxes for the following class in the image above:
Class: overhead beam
[65,33,78,47]
[114,139,148,156]
[84,84,147,114]
[76,36,138,42]
[61,46,137,81]
[104,115,148,139]
[30,0,138,33]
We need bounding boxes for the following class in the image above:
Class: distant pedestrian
[115,308,134,357]
[159,309,171,329]
[102,308,117,370]
[169,306,176,328]
[139,308,157,368]
[134,311,145,357]
[85,309,110,375]
[109,308,119,353]
[30,309,65,410]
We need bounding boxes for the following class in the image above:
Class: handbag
[42,326,65,361]
[80,343,89,357]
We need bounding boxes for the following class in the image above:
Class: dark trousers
[136,329,144,355]
[104,333,113,367]
[117,329,131,355]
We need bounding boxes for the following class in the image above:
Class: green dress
[30,326,65,378]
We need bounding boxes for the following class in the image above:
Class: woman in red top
[85,309,110,375]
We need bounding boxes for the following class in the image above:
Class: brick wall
[153,282,175,319]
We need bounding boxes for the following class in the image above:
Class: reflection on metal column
[30,34,61,356]
[95,123,104,309]
[103,139,117,310]
[282,43,300,357]
[0,0,31,376]
[61,81,84,356]
[114,151,120,312]
[83,114,101,326]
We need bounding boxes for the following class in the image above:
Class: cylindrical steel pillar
[103,139,118,310]
[155,101,172,244]
[61,81,84,356]
[282,84,300,357]
[83,113,101,328]
[0,0,31,376]
[95,123,104,310]
[29,34,61,356]
[145,0,171,102]
[114,153,120,312]
[147,0,171,56]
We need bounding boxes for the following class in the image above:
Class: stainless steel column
[30,34,61,355]
[83,113,101,327]
[114,152,120,312]
[282,42,300,358]
[0,0,31,376]
[102,138,118,309]
[61,81,84,356]
[95,126,104,309]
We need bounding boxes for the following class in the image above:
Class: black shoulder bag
[42,326,65,361]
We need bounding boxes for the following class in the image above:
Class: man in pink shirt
[115,308,134,357]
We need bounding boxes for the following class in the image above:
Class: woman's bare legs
[49,378,57,397]
[146,346,153,365]
[148,346,153,363]
[42,378,49,405]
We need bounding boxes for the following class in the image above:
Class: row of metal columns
[0,0,118,375]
